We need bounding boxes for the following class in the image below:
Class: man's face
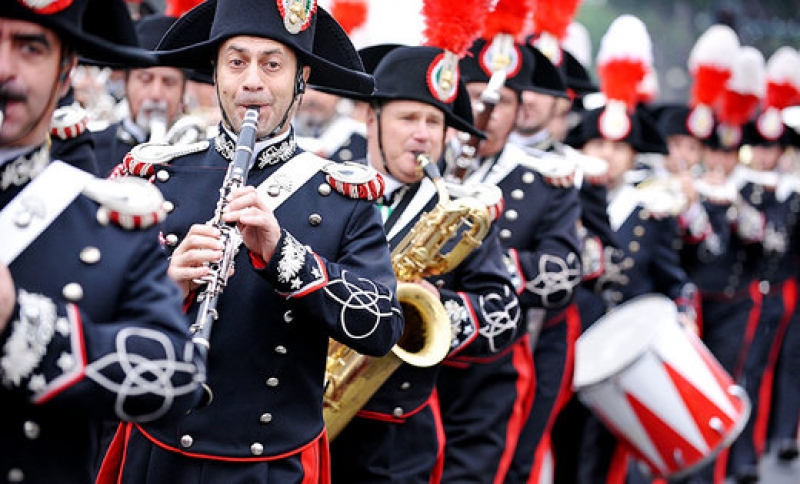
[516,89,557,136]
[293,87,340,136]
[125,66,186,130]
[0,18,70,147]
[466,82,519,157]
[582,138,636,188]
[366,99,445,185]
[665,134,704,173]
[215,35,309,139]
[703,148,739,177]
[750,144,783,172]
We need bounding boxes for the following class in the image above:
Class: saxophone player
[328,45,521,483]
[92,13,201,177]
[98,1,403,482]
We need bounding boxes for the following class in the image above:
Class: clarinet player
[98,1,404,482]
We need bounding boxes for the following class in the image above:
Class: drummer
[562,17,699,478]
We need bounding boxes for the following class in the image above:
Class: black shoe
[776,438,799,461]
[734,465,759,483]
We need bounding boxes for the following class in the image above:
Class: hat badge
[756,107,785,141]
[687,104,714,139]
[479,34,522,80]
[278,0,317,34]
[17,0,73,14]
[717,123,741,149]
[598,100,631,141]
[427,51,459,104]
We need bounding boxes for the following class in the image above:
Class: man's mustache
[0,84,26,104]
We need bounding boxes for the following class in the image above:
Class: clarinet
[190,106,259,404]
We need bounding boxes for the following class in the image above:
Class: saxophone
[323,154,492,440]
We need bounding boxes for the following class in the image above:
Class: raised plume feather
[595,15,653,140]
[329,0,369,36]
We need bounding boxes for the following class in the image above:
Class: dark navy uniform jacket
[92,120,142,178]
[466,143,582,314]
[1,149,202,483]
[128,130,403,462]
[589,183,697,316]
[330,163,520,483]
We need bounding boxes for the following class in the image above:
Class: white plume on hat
[688,24,739,73]
[766,46,800,91]
[596,14,653,69]
[562,21,592,68]
[727,46,766,98]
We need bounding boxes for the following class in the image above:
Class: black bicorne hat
[525,44,569,99]
[459,38,537,93]
[369,45,483,138]
[0,0,155,68]
[154,0,373,96]
[135,13,178,51]
[565,106,668,154]
[563,50,598,97]
[741,118,794,148]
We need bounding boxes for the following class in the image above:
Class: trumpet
[323,154,492,440]
[189,106,259,404]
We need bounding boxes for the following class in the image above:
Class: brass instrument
[323,154,492,440]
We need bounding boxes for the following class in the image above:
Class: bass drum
[573,294,750,479]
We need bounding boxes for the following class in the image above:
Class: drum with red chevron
[573,294,750,479]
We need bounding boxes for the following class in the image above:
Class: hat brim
[0,1,154,68]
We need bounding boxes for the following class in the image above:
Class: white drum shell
[573,294,750,478]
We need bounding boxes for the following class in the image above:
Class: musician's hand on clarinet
[168,224,224,297]
[0,264,16,333]
[223,186,281,263]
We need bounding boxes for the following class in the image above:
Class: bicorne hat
[565,106,668,155]
[356,45,483,138]
[154,0,373,96]
[0,0,154,67]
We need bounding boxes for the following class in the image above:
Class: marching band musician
[328,43,521,484]
[293,85,367,163]
[667,123,766,484]
[98,1,404,482]
[92,13,199,177]
[724,117,800,481]
[438,38,583,483]
[565,101,700,483]
[504,39,618,484]
[0,0,206,482]
[561,17,699,481]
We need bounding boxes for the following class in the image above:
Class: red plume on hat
[329,0,368,36]
[756,46,800,141]
[530,0,581,65]
[687,24,739,139]
[716,45,766,148]
[165,0,203,17]
[595,14,652,140]
[421,0,492,102]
